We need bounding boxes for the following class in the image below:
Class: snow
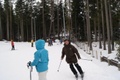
[0,41,120,80]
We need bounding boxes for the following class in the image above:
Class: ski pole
[27,61,33,80]
[57,60,62,72]
[29,66,33,80]
[81,58,92,61]
[30,69,32,80]
[27,65,33,80]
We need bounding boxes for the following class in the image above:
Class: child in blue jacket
[27,39,49,80]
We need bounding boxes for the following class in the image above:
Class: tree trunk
[87,0,92,50]
[52,0,55,36]
[57,0,60,39]
[62,1,66,38]
[42,0,46,40]
[10,5,12,40]
[86,0,92,50]
[0,14,2,40]
[69,0,72,40]
[49,0,54,37]
[20,18,24,41]
[83,0,87,41]
[6,12,10,41]
[108,0,114,51]
[97,0,102,49]
[94,18,97,42]
[17,21,20,41]
[31,16,33,40]
[26,23,29,41]
[34,17,36,41]
[104,0,111,54]
[75,13,77,37]
[101,0,106,50]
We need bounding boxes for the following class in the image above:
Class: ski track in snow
[0,41,120,80]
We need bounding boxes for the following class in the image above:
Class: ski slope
[0,41,120,80]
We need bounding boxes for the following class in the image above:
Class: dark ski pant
[69,63,83,75]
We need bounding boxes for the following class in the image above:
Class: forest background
[0,0,120,55]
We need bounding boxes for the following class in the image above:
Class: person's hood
[35,39,45,50]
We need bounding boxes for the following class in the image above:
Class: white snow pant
[38,71,48,80]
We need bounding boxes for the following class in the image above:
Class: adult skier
[27,39,49,80]
[61,39,84,79]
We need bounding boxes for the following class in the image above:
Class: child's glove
[27,61,31,68]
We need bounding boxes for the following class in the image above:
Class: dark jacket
[61,44,81,63]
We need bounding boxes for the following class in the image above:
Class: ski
[76,77,78,80]
[75,76,84,80]
[81,77,83,80]
[75,73,84,80]
[75,74,78,80]
[81,73,84,80]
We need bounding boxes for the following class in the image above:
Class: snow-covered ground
[0,41,120,80]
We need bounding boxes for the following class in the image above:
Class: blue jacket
[31,39,49,72]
